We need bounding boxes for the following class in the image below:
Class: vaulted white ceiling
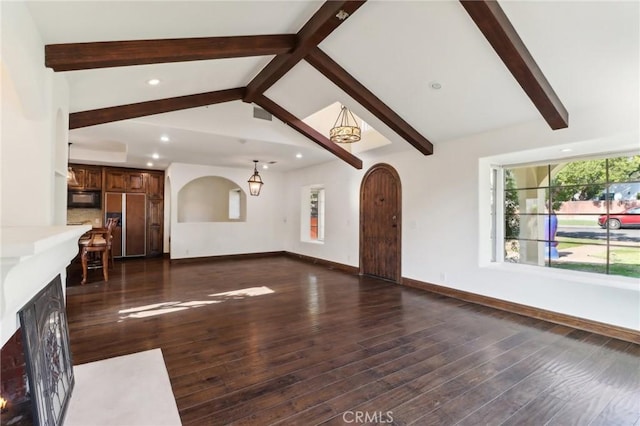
[26,1,639,172]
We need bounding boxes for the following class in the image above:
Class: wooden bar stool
[79,218,117,285]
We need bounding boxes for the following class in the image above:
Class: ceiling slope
[305,47,433,155]
[460,0,568,129]
[28,0,590,171]
[255,95,363,169]
[56,0,433,164]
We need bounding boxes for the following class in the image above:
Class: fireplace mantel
[0,226,90,346]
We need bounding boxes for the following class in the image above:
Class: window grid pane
[503,154,640,278]
[490,168,497,262]
[310,189,319,240]
[309,188,325,241]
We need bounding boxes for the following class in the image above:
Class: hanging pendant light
[329,106,361,144]
[247,160,264,196]
[67,143,79,186]
[67,167,79,186]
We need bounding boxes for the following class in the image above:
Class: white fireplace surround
[0,225,90,347]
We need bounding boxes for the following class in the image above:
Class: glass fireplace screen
[18,275,74,426]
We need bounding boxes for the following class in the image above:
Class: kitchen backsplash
[67,208,102,226]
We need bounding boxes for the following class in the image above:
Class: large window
[502,154,640,278]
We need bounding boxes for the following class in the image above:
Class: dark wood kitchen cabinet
[127,172,146,192]
[146,171,164,257]
[104,169,146,193]
[68,164,102,190]
[67,164,164,258]
[147,198,163,256]
[101,167,164,257]
[104,170,126,192]
[147,171,164,199]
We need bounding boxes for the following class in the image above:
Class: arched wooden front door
[359,163,401,283]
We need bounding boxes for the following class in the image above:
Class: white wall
[1,1,69,227]
[177,176,245,222]
[282,106,640,331]
[285,160,362,264]
[0,2,77,344]
[167,163,286,259]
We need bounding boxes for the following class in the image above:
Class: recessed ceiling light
[430,81,442,90]
[147,78,161,86]
[160,135,169,142]
[262,164,269,170]
[152,153,159,160]
[296,153,303,159]
[147,162,153,167]
[560,148,573,153]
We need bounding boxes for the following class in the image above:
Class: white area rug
[65,348,182,426]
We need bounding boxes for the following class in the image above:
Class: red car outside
[598,207,640,229]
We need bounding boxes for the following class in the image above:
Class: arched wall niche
[177,176,247,223]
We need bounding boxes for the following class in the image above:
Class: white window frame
[300,185,325,244]
[482,146,639,285]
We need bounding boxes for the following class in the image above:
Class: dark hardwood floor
[65,257,640,425]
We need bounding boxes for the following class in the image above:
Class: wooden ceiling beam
[243,0,366,103]
[306,47,434,155]
[69,88,245,129]
[460,0,568,129]
[254,95,362,169]
[46,35,296,71]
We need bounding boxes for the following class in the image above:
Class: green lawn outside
[552,262,639,278]
[591,247,640,264]
[556,237,605,249]
[557,218,599,227]
[553,237,640,278]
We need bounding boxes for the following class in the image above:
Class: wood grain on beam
[254,95,362,169]
[306,47,434,155]
[70,88,245,129]
[244,1,366,102]
[46,35,296,71]
[460,0,568,129]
